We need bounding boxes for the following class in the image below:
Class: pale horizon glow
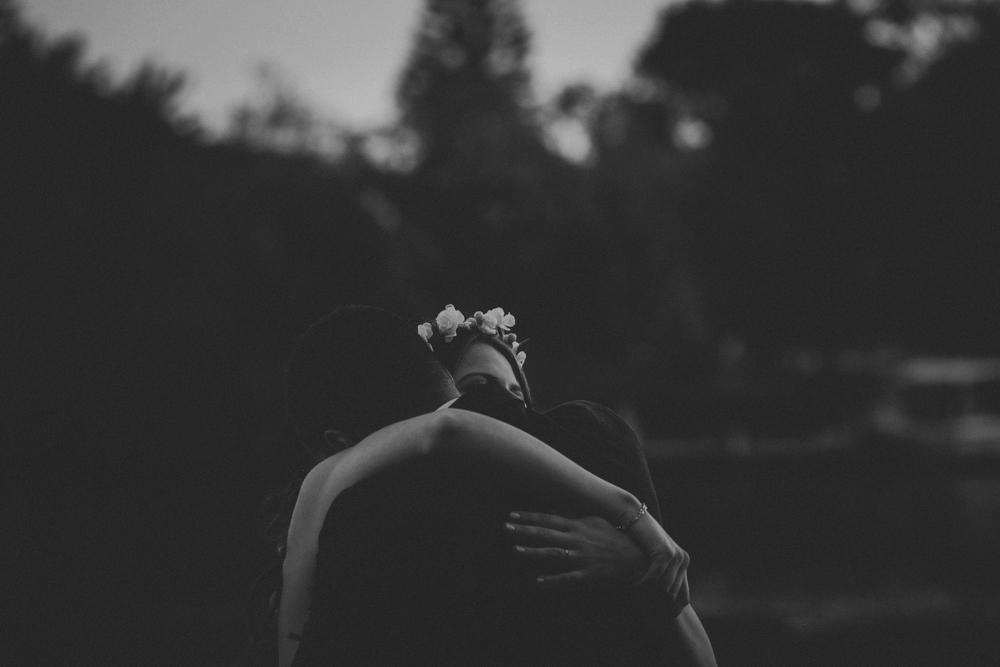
[20,0,677,134]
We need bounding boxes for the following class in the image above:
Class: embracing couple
[277,305,716,666]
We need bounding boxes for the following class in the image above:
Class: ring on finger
[563,548,571,558]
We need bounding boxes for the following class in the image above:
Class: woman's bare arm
[331,409,644,526]
[277,452,350,667]
[278,409,683,665]
[504,511,714,665]
[667,606,718,667]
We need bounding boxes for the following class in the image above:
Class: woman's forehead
[455,343,517,383]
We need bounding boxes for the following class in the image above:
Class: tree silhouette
[865,3,1000,353]
[228,62,348,158]
[387,0,591,357]
[635,0,904,353]
[2,6,396,662]
[396,0,534,168]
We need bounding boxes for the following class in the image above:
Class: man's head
[285,305,458,461]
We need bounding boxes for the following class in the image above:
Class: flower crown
[417,304,526,367]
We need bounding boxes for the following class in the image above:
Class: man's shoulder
[540,400,662,521]
[543,400,640,448]
[544,399,622,421]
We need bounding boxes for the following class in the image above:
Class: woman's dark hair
[431,326,533,409]
[285,305,455,448]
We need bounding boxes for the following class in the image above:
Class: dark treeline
[4,0,999,663]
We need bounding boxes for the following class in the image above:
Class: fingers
[514,545,575,561]
[668,569,684,599]
[674,575,691,609]
[508,511,574,532]
[667,552,690,600]
[661,551,685,598]
[513,544,582,581]
[635,549,669,589]
[535,569,587,586]
[504,521,569,546]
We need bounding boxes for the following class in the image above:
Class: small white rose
[488,307,515,331]
[436,304,465,341]
[467,311,486,333]
[417,323,434,343]
[480,311,499,334]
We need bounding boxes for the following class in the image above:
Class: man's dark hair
[285,306,454,448]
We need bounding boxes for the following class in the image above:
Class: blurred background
[3,0,999,664]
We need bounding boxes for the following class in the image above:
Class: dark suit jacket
[293,380,670,666]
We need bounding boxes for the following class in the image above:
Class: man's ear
[323,429,356,454]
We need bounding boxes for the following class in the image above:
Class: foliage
[396,0,534,166]
[629,0,999,357]
[3,6,389,660]
[6,0,1000,659]
[228,62,350,158]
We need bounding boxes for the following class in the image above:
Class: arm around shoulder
[663,605,717,667]
[424,409,643,526]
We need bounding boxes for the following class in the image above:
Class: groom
[283,306,712,666]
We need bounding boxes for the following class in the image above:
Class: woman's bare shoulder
[295,452,350,519]
[285,451,353,564]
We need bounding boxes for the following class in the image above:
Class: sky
[20,0,677,135]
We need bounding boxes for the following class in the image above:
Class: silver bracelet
[615,502,647,531]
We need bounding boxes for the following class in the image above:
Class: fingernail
[515,546,524,553]
[509,512,520,520]
[504,523,515,531]
[536,577,545,584]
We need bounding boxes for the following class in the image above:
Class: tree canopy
[7,0,1000,662]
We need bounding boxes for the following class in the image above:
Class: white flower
[488,307,515,331]
[468,311,486,332]
[435,304,465,342]
[515,350,526,366]
[417,323,434,343]
[480,310,499,334]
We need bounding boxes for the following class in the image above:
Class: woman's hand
[506,509,691,618]
[627,511,690,616]
[505,511,647,588]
